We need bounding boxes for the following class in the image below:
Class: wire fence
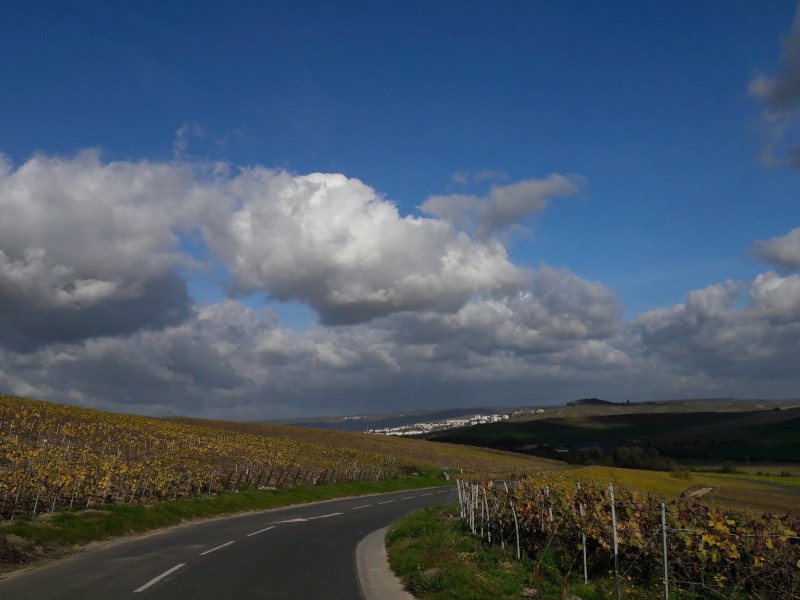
[456,477,800,599]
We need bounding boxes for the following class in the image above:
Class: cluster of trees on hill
[573,445,678,471]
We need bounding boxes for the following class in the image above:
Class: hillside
[266,406,513,432]
[425,399,800,465]
[167,415,557,473]
[0,394,557,521]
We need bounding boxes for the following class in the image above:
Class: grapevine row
[456,473,799,599]
[0,395,397,519]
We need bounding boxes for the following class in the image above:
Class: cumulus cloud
[751,227,800,270]
[0,151,530,340]
[1,148,799,419]
[420,174,583,238]
[749,5,800,168]
[394,267,621,355]
[636,274,800,383]
[2,263,799,418]
[749,270,800,322]
[206,170,525,324]
[636,282,745,359]
[749,5,800,114]
[0,151,191,311]
[0,268,631,416]
[0,273,190,352]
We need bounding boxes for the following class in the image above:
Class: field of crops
[0,395,554,520]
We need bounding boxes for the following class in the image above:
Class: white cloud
[410,267,621,355]
[420,174,583,238]
[749,5,800,115]
[749,271,800,322]
[449,169,509,186]
[474,169,509,183]
[0,152,531,332]
[751,226,800,270]
[450,170,470,186]
[1,149,799,418]
[0,269,630,416]
[0,151,190,310]
[207,170,525,324]
[173,122,206,159]
[636,281,744,352]
[749,5,800,168]
[636,275,800,383]
[2,263,799,417]
[0,248,120,310]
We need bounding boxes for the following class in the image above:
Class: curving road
[0,487,454,599]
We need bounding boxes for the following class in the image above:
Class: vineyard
[0,395,403,519]
[168,416,559,474]
[456,472,800,599]
[0,395,551,521]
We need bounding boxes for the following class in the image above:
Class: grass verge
[387,503,790,600]
[387,505,604,600]
[0,468,446,575]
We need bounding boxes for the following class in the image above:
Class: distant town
[366,407,545,436]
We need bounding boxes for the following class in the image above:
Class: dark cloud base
[0,273,190,352]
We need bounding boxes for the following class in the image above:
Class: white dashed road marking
[247,526,276,537]
[272,517,308,524]
[133,563,186,593]
[199,541,235,556]
[307,512,343,520]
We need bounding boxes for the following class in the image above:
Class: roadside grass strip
[387,505,603,600]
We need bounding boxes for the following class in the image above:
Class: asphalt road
[0,486,455,599]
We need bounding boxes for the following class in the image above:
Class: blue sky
[1,2,799,419]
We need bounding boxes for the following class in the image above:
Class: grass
[387,505,539,600]
[388,505,611,600]
[0,468,446,574]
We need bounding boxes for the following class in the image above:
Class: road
[0,486,455,599]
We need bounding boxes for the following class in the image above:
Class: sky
[1,1,799,420]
